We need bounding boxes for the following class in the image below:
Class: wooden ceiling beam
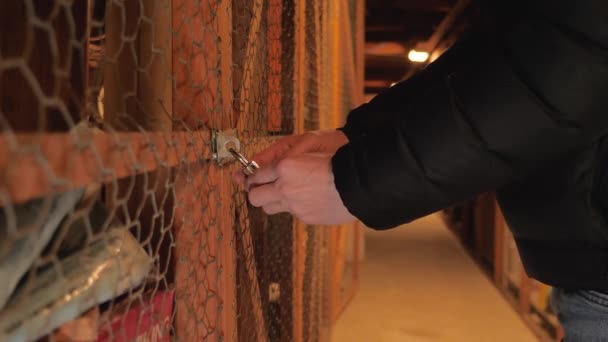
[366,10,444,28]
[366,0,456,12]
[366,29,432,43]
[418,0,471,53]
[365,85,391,94]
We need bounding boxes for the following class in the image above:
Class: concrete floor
[331,214,539,342]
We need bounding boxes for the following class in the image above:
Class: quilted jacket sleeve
[332,1,608,229]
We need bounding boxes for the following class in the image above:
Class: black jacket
[332,0,608,289]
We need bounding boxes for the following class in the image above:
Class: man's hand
[234,129,348,187]
[232,129,353,223]
[247,153,355,225]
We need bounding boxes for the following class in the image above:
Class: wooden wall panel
[267,0,283,132]
[172,0,235,340]
[174,162,221,341]
[0,1,89,131]
[103,0,137,129]
[493,201,505,286]
[220,172,237,342]
[103,0,176,292]
[172,0,220,130]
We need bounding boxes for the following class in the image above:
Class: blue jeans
[551,288,608,341]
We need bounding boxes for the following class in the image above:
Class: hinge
[212,129,240,165]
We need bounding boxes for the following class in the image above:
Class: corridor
[332,215,538,342]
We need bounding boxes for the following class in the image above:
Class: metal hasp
[212,129,241,165]
[212,129,259,176]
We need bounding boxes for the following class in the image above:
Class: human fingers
[251,134,305,167]
[262,201,289,215]
[248,182,282,207]
[245,165,279,189]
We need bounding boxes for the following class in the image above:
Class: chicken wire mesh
[0,0,361,341]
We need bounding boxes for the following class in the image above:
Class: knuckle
[294,133,318,149]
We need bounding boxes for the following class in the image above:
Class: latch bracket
[212,129,240,165]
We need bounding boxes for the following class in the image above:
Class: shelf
[525,313,559,342]
[530,301,560,329]
[495,202,563,342]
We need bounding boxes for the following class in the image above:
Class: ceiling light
[408,49,429,63]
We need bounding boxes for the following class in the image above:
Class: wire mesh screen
[0,0,362,341]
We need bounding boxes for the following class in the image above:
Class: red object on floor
[97,289,174,342]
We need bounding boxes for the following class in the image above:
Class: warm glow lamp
[408,49,429,63]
